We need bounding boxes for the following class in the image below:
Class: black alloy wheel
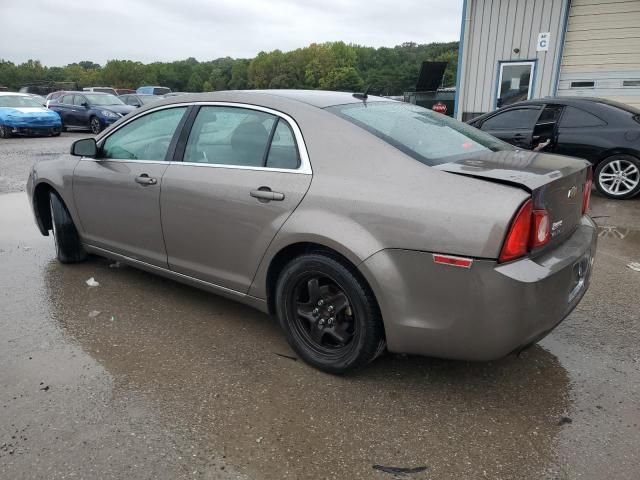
[275,253,385,374]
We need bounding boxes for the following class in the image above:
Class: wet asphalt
[1,134,639,479]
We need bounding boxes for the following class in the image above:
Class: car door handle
[135,174,157,186]
[513,133,526,138]
[250,188,285,201]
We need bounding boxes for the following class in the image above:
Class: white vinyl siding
[558,0,640,109]
[457,0,568,119]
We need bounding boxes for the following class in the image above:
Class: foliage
[0,41,458,95]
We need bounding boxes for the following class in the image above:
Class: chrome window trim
[89,101,312,175]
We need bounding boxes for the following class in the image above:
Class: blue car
[0,93,62,138]
[48,92,135,134]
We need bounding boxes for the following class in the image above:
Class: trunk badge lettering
[552,220,563,236]
[567,186,578,199]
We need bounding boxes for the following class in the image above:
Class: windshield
[84,94,125,106]
[327,102,512,166]
[0,95,44,108]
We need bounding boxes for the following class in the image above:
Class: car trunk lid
[434,150,590,252]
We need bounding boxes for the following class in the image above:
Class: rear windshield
[326,102,512,166]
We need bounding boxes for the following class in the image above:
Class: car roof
[0,92,29,97]
[152,89,392,109]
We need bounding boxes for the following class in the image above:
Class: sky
[0,0,462,66]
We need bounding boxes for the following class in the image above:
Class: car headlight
[100,110,119,118]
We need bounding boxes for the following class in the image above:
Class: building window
[623,80,640,87]
[496,61,535,108]
[570,81,595,88]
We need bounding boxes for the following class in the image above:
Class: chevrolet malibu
[27,90,597,373]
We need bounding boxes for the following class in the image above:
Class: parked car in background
[468,97,640,199]
[137,86,172,95]
[48,92,134,134]
[27,90,596,373]
[19,82,78,96]
[26,94,47,106]
[83,87,118,96]
[115,88,136,95]
[0,92,61,138]
[163,92,189,98]
[119,93,162,108]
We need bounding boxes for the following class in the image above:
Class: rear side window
[266,120,300,169]
[327,102,510,166]
[559,106,607,128]
[101,107,187,160]
[481,107,541,130]
[62,94,74,104]
[184,106,277,167]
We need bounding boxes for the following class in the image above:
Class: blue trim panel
[454,0,468,119]
[553,0,571,95]
[493,59,538,110]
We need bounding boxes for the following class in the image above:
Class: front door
[480,106,541,149]
[73,106,188,267]
[160,105,312,293]
[496,61,535,108]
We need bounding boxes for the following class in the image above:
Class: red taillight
[499,198,552,263]
[531,209,551,248]
[499,199,533,263]
[582,167,592,214]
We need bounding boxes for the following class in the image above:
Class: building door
[496,61,535,108]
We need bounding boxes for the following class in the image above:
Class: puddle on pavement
[41,256,574,479]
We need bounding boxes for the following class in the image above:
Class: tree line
[0,41,458,95]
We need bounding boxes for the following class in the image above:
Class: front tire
[595,155,640,199]
[275,253,385,374]
[89,116,102,134]
[49,192,87,263]
[0,124,12,138]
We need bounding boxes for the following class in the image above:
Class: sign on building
[537,32,551,52]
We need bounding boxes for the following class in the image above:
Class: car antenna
[352,85,370,101]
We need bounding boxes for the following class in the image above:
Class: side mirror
[70,138,97,157]
[82,102,89,108]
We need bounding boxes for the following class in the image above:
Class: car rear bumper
[360,216,597,361]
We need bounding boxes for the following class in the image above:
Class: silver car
[27,90,597,373]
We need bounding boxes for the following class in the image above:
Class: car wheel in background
[89,116,102,134]
[275,253,385,374]
[49,192,87,263]
[0,124,12,138]
[595,155,640,199]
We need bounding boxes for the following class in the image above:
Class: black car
[468,97,640,199]
[49,92,135,134]
[118,93,161,108]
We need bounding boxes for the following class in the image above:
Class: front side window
[101,107,187,160]
[327,102,511,166]
[482,108,541,130]
[73,95,86,106]
[184,106,277,167]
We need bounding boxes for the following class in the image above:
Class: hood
[98,105,136,115]
[433,150,589,191]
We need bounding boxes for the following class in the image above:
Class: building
[455,0,640,121]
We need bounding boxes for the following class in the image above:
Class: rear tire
[89,116,102,134]
[275,253,385,374]
[0,124,12,138]
[49,192,87,263]
[595,155,640,199]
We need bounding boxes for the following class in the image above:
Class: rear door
[56,94,76,125]
[73,106,188,266]
[554,105,609,161]
[160,104,312,293]
[479,106,541,149]
[71,94,90,127]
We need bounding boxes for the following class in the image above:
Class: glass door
[496,61,535,108]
